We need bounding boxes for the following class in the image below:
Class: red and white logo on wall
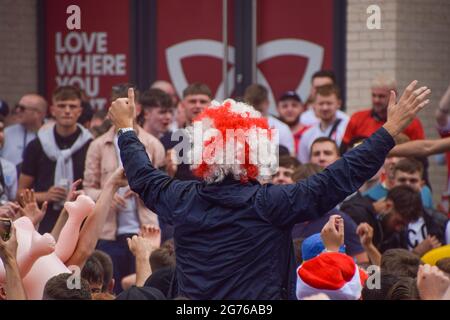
[44,0,130,110]
[157,0,334,113]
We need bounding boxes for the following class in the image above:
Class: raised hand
[18,189,48,226]
[108,88,135,130]
[321,215,344,252]
[139,225,161,249]
[66,179,84,202]
[383,80,431,137]
[127,235,158,259]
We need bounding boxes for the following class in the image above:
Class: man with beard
[341,185,427,253]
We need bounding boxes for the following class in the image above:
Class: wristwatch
[117,127,134,136]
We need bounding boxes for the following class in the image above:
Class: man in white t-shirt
[298,84,348,163]
[300,70,347,127]
[1,93,47,166]
[244,84,295,154]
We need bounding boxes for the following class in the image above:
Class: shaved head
[20,94,48,113]
[16,93,48,129]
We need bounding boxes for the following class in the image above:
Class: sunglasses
[15,104,39,113]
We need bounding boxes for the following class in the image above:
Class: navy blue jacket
[119,127,395,299]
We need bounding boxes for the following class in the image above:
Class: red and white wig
[184,99,279,183]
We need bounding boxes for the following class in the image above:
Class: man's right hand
[383,80,431,137]
[321,215,344,252]
[46,186,68,202]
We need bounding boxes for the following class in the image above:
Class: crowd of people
[0,69,449,300]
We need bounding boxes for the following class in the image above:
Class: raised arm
[66,168,127,268]
[110,89,196,221]
[257,81,431,227]
[389,136,450,158]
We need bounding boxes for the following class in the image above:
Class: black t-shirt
[21,127,92,233]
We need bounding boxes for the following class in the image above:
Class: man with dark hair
[139,89,176,151]
[300,70,347,127]
[244,84,295,154]
[109,80,430,299]
[361,157,446,254]
[276,91,308,156]
[91,250,114,293]
[18,85,93,233]
[380,248,423,278]
[364,157,433,209]
[392,159,447,253]
[299,84,349,163]
[165,83,213,182]
[181,82,212,126]
[43,273,92,300]
[149,245,176,272]
[341,185,425,253]
[386,277,420,300]
[309,137,340,169]
[436,257,450,275]
[271,156,300,185]
[81,255,105,294]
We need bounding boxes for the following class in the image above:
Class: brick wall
[347,0,450,204]
[0,0,38,108]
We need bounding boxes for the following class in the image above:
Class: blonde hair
[372,74,397,90]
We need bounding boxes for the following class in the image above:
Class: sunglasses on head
[15,104,37,113]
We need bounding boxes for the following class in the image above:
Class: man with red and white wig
[108,81,430,299]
